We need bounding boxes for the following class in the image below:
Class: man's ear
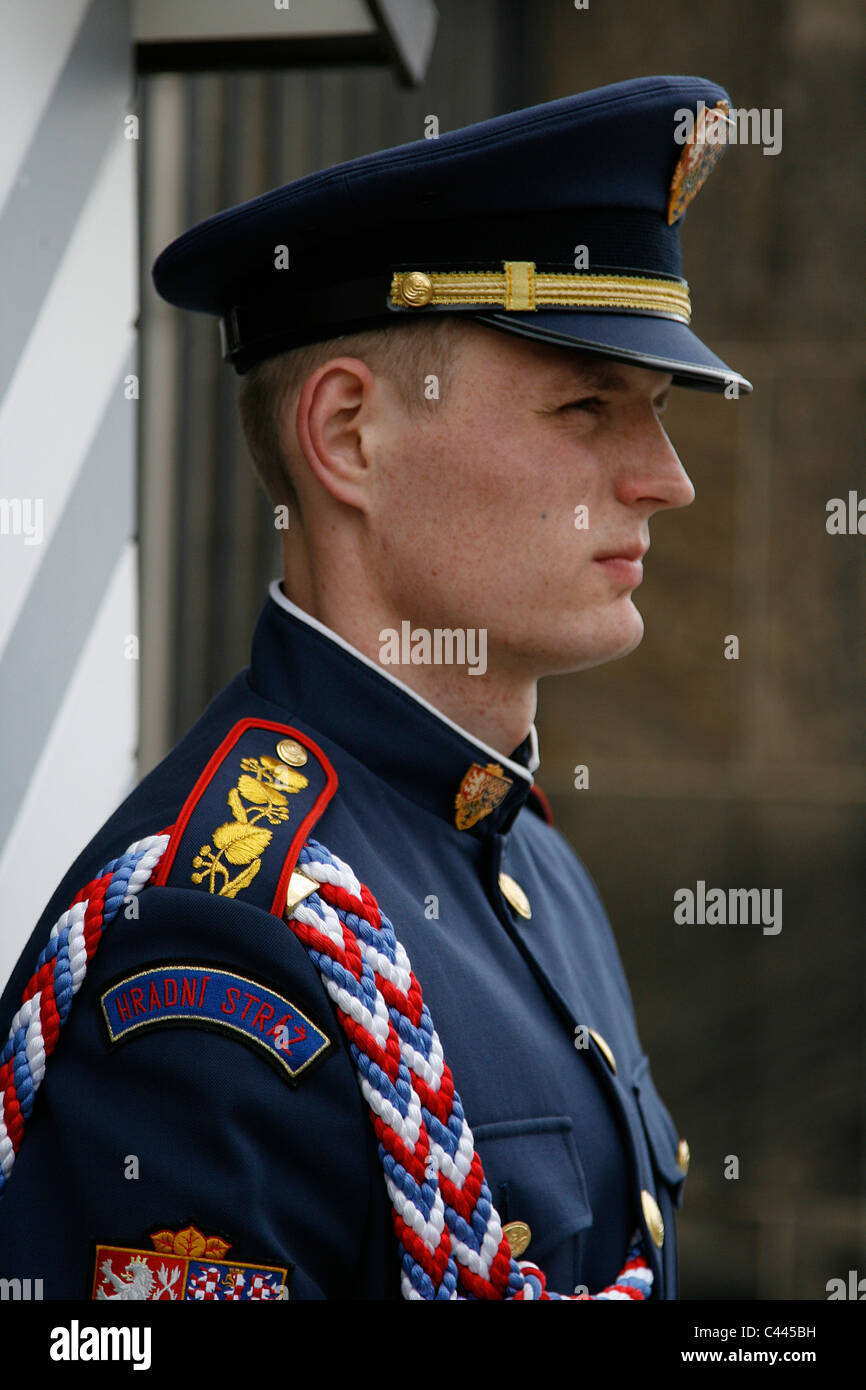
[293,357,379,513]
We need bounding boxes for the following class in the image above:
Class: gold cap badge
[667,99,731,225]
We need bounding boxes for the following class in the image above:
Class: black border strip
[135,34,386,75]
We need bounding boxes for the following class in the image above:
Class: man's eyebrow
[569,362,629,390]
[560,361,670,394]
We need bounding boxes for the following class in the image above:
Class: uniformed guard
[0,76,745,1300]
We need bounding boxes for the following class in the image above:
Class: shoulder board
[153,718,337,917]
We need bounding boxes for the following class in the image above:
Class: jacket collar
[247,582,539,836]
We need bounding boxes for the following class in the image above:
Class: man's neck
[278,577,537,759]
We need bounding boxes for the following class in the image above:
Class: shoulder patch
[99,963,333,1085]
[153,719,337,915]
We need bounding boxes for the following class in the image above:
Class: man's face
[356,323,694,680]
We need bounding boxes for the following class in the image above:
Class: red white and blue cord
[0,834,170,1196]
[288,839,652,1300]
[0,832,652,1301]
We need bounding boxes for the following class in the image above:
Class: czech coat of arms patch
[91,1225,289,1300]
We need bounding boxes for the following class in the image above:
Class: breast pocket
[472,1115,592,1292]
[631,1054,687,1209]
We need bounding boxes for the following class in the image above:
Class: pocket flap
[472,1115,592,1264]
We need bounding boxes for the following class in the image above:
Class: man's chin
[553,604,645,675]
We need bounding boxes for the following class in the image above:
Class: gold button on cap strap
[498,872,531,919]
[503,1221,532,1258]
[588,1028,617,1075]
[394,270,434,306]
[641,1189,665,1248]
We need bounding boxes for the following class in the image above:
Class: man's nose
[616,416,695,512]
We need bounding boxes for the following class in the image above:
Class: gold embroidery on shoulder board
[191,753,308,898]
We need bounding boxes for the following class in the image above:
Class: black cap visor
[472,308,752,394]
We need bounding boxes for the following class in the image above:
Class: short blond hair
[238,316,472,510]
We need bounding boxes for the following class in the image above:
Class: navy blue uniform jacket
[0,587,687,1298]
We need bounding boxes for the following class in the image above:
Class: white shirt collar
[269,581,540,783]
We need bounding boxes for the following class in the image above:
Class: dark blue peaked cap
[152,75,752,393]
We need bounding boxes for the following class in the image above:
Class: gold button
[641,1189,664,1248]
[276,738,308,767]
[588,1028,617,1075]
[677,1138,690,1175]
[396,270,433,307]
[498,872,531,919]
[503,1221,532,1258]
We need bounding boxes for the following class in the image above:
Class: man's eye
[654,395,669,416]
[562,396,604,414]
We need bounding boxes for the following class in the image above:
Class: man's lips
[593,544,648,562]
[593,543,648,586]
